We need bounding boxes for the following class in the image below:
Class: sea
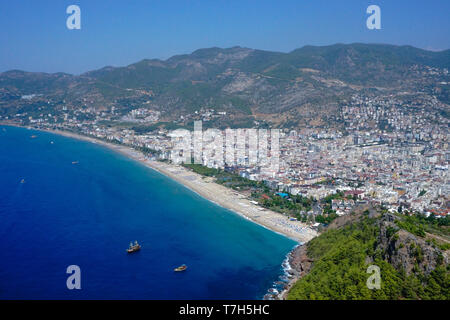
[0,125,296,299]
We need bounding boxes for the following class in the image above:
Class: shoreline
[269,243,311,300]
[1,123,317,244]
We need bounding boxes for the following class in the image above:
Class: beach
[4,124,317,243]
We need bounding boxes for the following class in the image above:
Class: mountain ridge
[3,43,449,77]
[4,43,449,77]
[1,43,449,129]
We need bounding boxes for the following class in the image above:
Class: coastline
[1,123,317,244]
[277,244,312,299]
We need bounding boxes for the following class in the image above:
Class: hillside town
[1,90,448,225]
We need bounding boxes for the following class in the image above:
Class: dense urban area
[2,88,448,229]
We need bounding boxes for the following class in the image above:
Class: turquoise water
[0,125,296,299]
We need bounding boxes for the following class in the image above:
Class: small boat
[72,161,79,165]
[127,241,141,253]
[30,135,37,139]
[174,264,187,272]
[50,141,54,144]
[20,179,25,184]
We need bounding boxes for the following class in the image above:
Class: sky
[0,0,449,74]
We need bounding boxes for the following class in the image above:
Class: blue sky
[0,0,449,74]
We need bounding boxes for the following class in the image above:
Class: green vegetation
[134,145,160,156]
[315,212,339,225]
[182,163,266,191]
[259,194,314,218]
[182,163,222,177]
[395,216,426,237]
[395,213,450,238]
[287,216,449,300]
[131,121,193,133]
[431,239,450,251]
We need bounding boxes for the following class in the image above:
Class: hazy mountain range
[1,43,449,128]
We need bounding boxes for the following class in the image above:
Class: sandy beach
[3,124,317,243]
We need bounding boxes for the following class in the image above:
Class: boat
[72,161,79,164]
[174,264,187,272]
[30,135,37,139]
[126,241,141,253]
[20,179,25,184]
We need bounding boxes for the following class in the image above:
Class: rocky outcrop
[288,244,314,278]
[273,245,314,300]
[283,210,448,299]
[377,213,447,276]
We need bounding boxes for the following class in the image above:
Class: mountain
[1,43,449,128]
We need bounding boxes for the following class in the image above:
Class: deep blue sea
[0,125,296,299]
